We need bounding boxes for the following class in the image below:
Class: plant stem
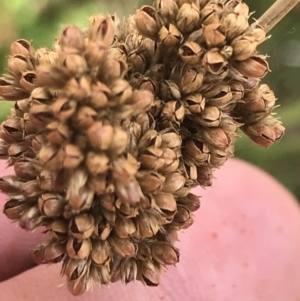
[255,0,300,33]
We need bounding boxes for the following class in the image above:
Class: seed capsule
[8,55,31,78]
[232,35,258,61]
[178,193,200,212]
[22,180,41,199]
[85,40,108,67]
[200,3,222,25]
[202,127,229,150]
[134,212,160,238]
[87,122,114,150]
[38,193,65,217]
[197,164,213,187]
[20,71,36,92]
[10,39,33,56]
[52,98,77,121]
[162,172,185,194]
[137,171,165,193]
[162,101,185,123]
[0,176,22,195]
[138,261,162,286]
[181,68,204,94]
[86,151,109,175]
[221,12,249,40]
[36,64,70,88]
[160,129,182,149]
[62,258,90,295]
[176,3,200,33]
[159,24,182,47]
[4,198,31,220]
[44,241,66,263]
[155,192,177,218]
[195,106,222,127]
[19,206,43,230]
[114,215,136,238]
[151,242,179,265]
[114,257,138,284]
[184,139,210,163]
[203,23,226,47]
[46,121,71,145]
[210,149,228,167]
[88,15,115,46]
[179,41,203,65]
[203,50,227,74]
[66,237,91,259]
[60,25,85,53]
[156,0,178,22]
[128,90,154,115]
[242,116,285,148]
[204,84,233,108]
[69,213,95,239]
[109,235,136,257]
[0,77,28,100]
[48,219,69,238]
[135,6,160,38]
[39,144,65,170]
[61,144,84,169]
[1,117,23,143]
[234,55,270,78]
[173,205,193,229]
[90,240,111,265]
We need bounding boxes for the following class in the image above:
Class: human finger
[1,159,300,300]
[0,160,46,281]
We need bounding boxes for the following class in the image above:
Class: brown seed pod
[109,235,136,257]
[3,198,32,220]
[59,25,85,53]
[202,49,227,74]
[200,3,222,26]
[179,41,203,65]
[10,39,33,56]
[69,213,95,240]
[156,0,179,23]
[234,55,270,78]
[151,242,179,265]
[138,261,162,286]
[203,23,226,47]
[242,116,285,148]
[88,15,116,46]
[66,237,92,259]
[43,240,66,263]
[52,98,77,121]
[0,76,28,100]
[176,3,200,33]
[159,24,182,46]
[181,68,204,94]
[134,212,160,238]
[90,240,111,265]
[38,193,65,217]
[162,101,185,123]
[135,6,160,39]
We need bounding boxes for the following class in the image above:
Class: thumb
[1,159,300,300]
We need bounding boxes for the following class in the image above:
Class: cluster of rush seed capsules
[0,0,284,295]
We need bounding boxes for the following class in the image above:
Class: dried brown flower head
[0,0,285,296]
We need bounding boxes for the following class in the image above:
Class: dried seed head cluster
[0,0,284,296]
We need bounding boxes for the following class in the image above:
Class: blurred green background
[0,0,299,198]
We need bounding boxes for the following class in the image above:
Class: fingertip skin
[0,161,46,281]
[0,159,300,301]
[175,159,300,301]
